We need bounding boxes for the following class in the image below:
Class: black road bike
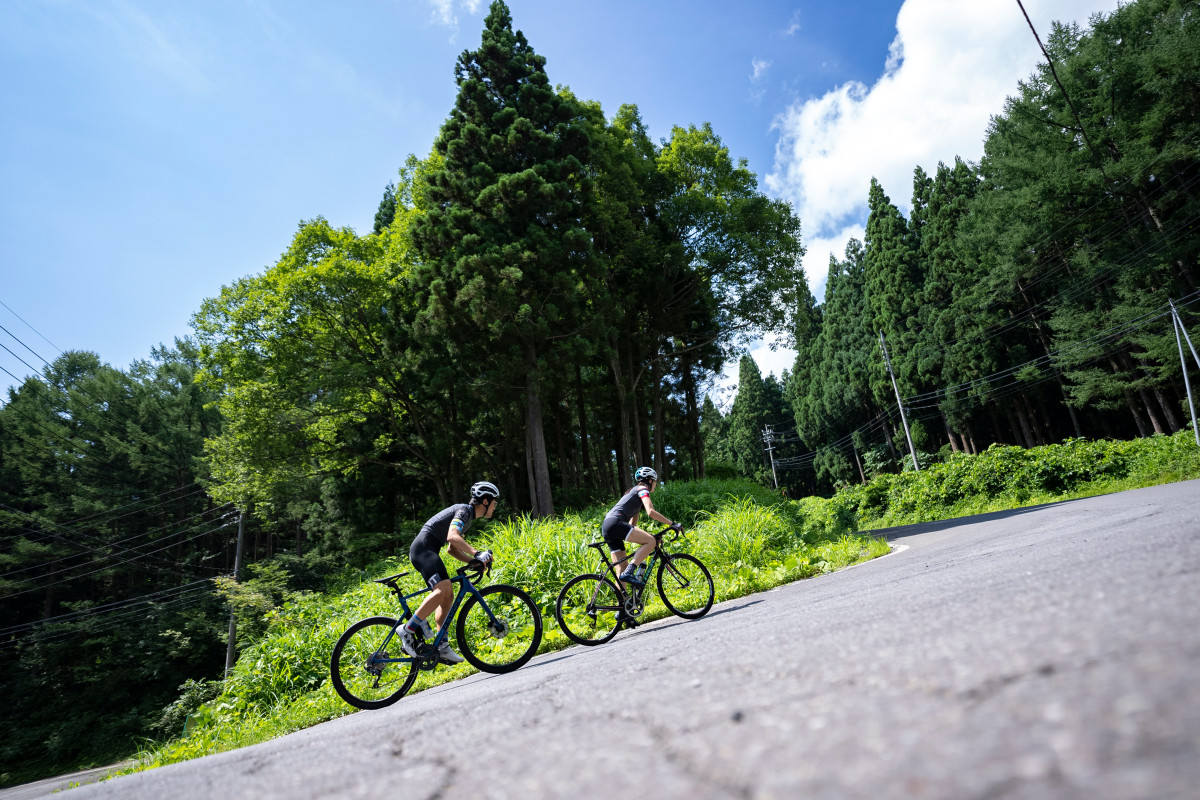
[330,560,542,710]
[554,527,714,646]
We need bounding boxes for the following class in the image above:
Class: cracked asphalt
[57,479,1200,799]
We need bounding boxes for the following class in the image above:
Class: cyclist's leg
[417,580,453,628]
[602,518,635,586]
[610,548,628,579]
[408,545,453,642]
[624,527,655,566]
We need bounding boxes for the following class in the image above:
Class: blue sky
[1,0,1120,405]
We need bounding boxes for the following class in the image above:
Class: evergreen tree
[726,355,770,480]
[410,1,595,517]
[372,182,396,235]
[863,178,922,406]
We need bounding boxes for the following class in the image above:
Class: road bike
[554,526,714,646]
[330,560,542,710]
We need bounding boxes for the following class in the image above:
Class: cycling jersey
[605,484,651,522]
[412,503,476,552]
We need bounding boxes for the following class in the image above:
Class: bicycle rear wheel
[656,554,714,620]
[555,574,623,646]
[330,616,419,710]
[456,584,543,674]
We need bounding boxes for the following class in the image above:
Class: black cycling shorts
[409,543,450,589]
[602,517,634,552]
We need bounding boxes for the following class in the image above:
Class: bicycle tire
[555,574,623,646]
[455,584,543,674]
[330,615,420,710]
[656,553,714,620]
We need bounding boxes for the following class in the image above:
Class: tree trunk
[1012,402,1034,448]
[609,351,632,491]
[1154,385,1182,433]
[651,362,666,480]
[553,399,570,488]
[682,363,704,480]
[1019,391,1048,445]
[525,425,539,516]
[852,443,866,483]
[575,365,592,483]
[525,344,555,517]
[1124,389,1151,437]
[942,411,959,453]
[624,347,650,468]
[1139,389,1166,434]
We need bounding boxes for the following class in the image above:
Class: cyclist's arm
[640,495,674,528]
[445,531,478,563]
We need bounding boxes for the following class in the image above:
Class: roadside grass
[113,429,1199,780]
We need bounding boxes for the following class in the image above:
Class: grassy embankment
[118,429,1199,777]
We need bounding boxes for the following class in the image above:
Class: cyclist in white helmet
[399,480,500,664]
[602,466,681,587]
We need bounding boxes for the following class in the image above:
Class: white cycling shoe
[437,640,464,665]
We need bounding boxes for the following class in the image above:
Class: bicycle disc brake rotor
[487,618,509,639]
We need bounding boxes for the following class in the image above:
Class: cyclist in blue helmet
[602,466,681,587]
[399,480,500,664]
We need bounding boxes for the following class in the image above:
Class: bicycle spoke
[330,616,420,709]
[555,574,622,646]
[456,584,543,673]
[656,554,714,620]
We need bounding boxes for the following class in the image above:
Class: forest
[1,0,1197,786]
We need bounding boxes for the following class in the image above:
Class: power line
[0,578,217,637]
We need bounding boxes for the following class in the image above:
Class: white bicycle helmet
[634,466,657,483]
[470,480,500,501]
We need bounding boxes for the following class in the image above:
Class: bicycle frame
[371,567,497,666]
[595,527,680,595]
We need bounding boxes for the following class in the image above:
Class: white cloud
[719,0,1123,399]
[429,0,482,27]
[784,10,802,36]
[801,223,866,301]
[767,0,1123,303]
[751,57,771,81]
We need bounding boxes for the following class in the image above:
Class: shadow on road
[864,497,1085,542]
[521,599,765,670]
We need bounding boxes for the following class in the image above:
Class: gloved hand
[670,522,684,533]
[474,549,494,571]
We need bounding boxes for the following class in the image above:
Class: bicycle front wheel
[330,616,419,710]
[656,554,714,620]
[555,574,623,646]
[456,584,543,674]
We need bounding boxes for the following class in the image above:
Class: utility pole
[879,331,920,471]
[762,425,778,489]
[1170,299,1200,447]
[225,510,246,678]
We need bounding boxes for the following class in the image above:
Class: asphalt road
[44,480,1200,799]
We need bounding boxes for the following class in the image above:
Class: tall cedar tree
[410,1,594,517]
[726,354,770,481]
